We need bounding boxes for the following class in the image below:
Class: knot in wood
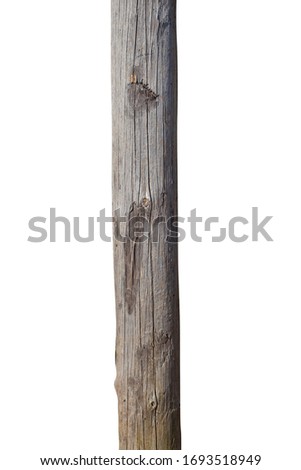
[141,197,150,208]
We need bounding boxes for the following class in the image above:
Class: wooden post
[111,0,180,450]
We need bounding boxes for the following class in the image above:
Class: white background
[0,1,300,468]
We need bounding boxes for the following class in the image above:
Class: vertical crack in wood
[144,0,157,449]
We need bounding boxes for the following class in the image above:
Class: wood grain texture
[111,0,180,450]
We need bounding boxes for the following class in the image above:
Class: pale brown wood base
[112,0,180,450]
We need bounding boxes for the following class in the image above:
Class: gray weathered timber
[112,0,180,450]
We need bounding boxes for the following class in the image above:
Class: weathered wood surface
[112,0,180,450]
